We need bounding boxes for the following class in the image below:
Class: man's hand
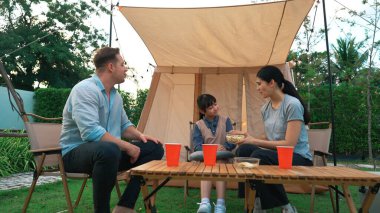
[124,142,141,163]
[138,134,162,144]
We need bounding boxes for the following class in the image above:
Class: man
[60,47,164,213]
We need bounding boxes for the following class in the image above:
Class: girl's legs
[198,181,212,213]
[201,180,213,198]
[215,181,226,200]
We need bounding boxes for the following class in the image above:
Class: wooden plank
[146,161,167,175]
[178,161,195,176]
[333,167,379,182]
[194,163,206,176]
[211,163,220,177]
[130,160,163,175]
[218,163,229,177]
[202,165,213,177]
[233,163,247,178]
[287,166,319,180]
[185,161,201,177]
[225,163,237,177]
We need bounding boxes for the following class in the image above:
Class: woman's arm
[240,120,302,150]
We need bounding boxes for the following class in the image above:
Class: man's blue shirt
[60,75,133,156]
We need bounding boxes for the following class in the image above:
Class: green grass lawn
[0,179,364,213]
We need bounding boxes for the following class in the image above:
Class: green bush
[300,84,380,157]
[120,89,148,126]
[34,88,71,120]
[0,134,34,177]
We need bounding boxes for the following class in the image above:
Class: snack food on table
[226,134,245,143]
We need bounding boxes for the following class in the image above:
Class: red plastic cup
[165,143,181,167]
[202,144,218,166]
[277,146,294,169]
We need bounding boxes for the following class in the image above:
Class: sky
[93,0,371,95]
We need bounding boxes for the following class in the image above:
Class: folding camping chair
[0,62,142,212]
[307,122,336,213]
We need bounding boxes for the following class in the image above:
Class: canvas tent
[119,0,315,161]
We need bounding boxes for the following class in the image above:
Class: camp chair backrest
[25,122,62,167]
[308,128,332,153]
[307,123,332,166]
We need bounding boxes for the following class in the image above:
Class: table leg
[342,184,357,213]
[360,184,380,213]
[245,180,256,213]
[141,183,152,213]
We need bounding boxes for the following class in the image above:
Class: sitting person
[60,47,164,213]
[191,94,236,213]
[234,65,313,213]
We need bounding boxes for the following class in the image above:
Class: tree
[0,0,107,90]
[337,0,380,162]
[331,36,368,83]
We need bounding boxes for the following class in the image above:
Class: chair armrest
[31,147,62,155]
[314,150,332,157]
[184,146,192,162]
[26,113,62,121]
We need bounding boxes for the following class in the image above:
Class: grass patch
[0,135,34,177]
[0,179,364,213]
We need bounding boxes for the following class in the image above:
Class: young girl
[235,66,313,213]
[191,94,235,213]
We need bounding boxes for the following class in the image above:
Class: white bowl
[233,157,260,168]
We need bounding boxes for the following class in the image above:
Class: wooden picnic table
[130,160,380,213]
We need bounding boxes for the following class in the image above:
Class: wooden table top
[130,160,380,185]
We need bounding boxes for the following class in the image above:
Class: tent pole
[321,0,338,212]
[109,2,113,47]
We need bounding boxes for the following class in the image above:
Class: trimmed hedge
[300,84,380,156]
[34,88,71,120]
[33,88,148,126]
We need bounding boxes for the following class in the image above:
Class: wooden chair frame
[308,121,336,213]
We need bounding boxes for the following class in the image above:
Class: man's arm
[100,132,141,163]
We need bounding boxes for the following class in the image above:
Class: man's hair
[93,47,120,70]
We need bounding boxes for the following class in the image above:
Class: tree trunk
[366,0,379,168]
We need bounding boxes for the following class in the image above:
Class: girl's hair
[257,65,310,124]
[197,94,217,118]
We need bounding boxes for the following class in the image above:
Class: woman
[235,65,313,213]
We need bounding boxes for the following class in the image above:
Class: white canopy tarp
[119,0,314,67]
[119,0,315,161]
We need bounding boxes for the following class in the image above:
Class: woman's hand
[218,144,226,151]
[228,130,245,135]
[235,134,255,145]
